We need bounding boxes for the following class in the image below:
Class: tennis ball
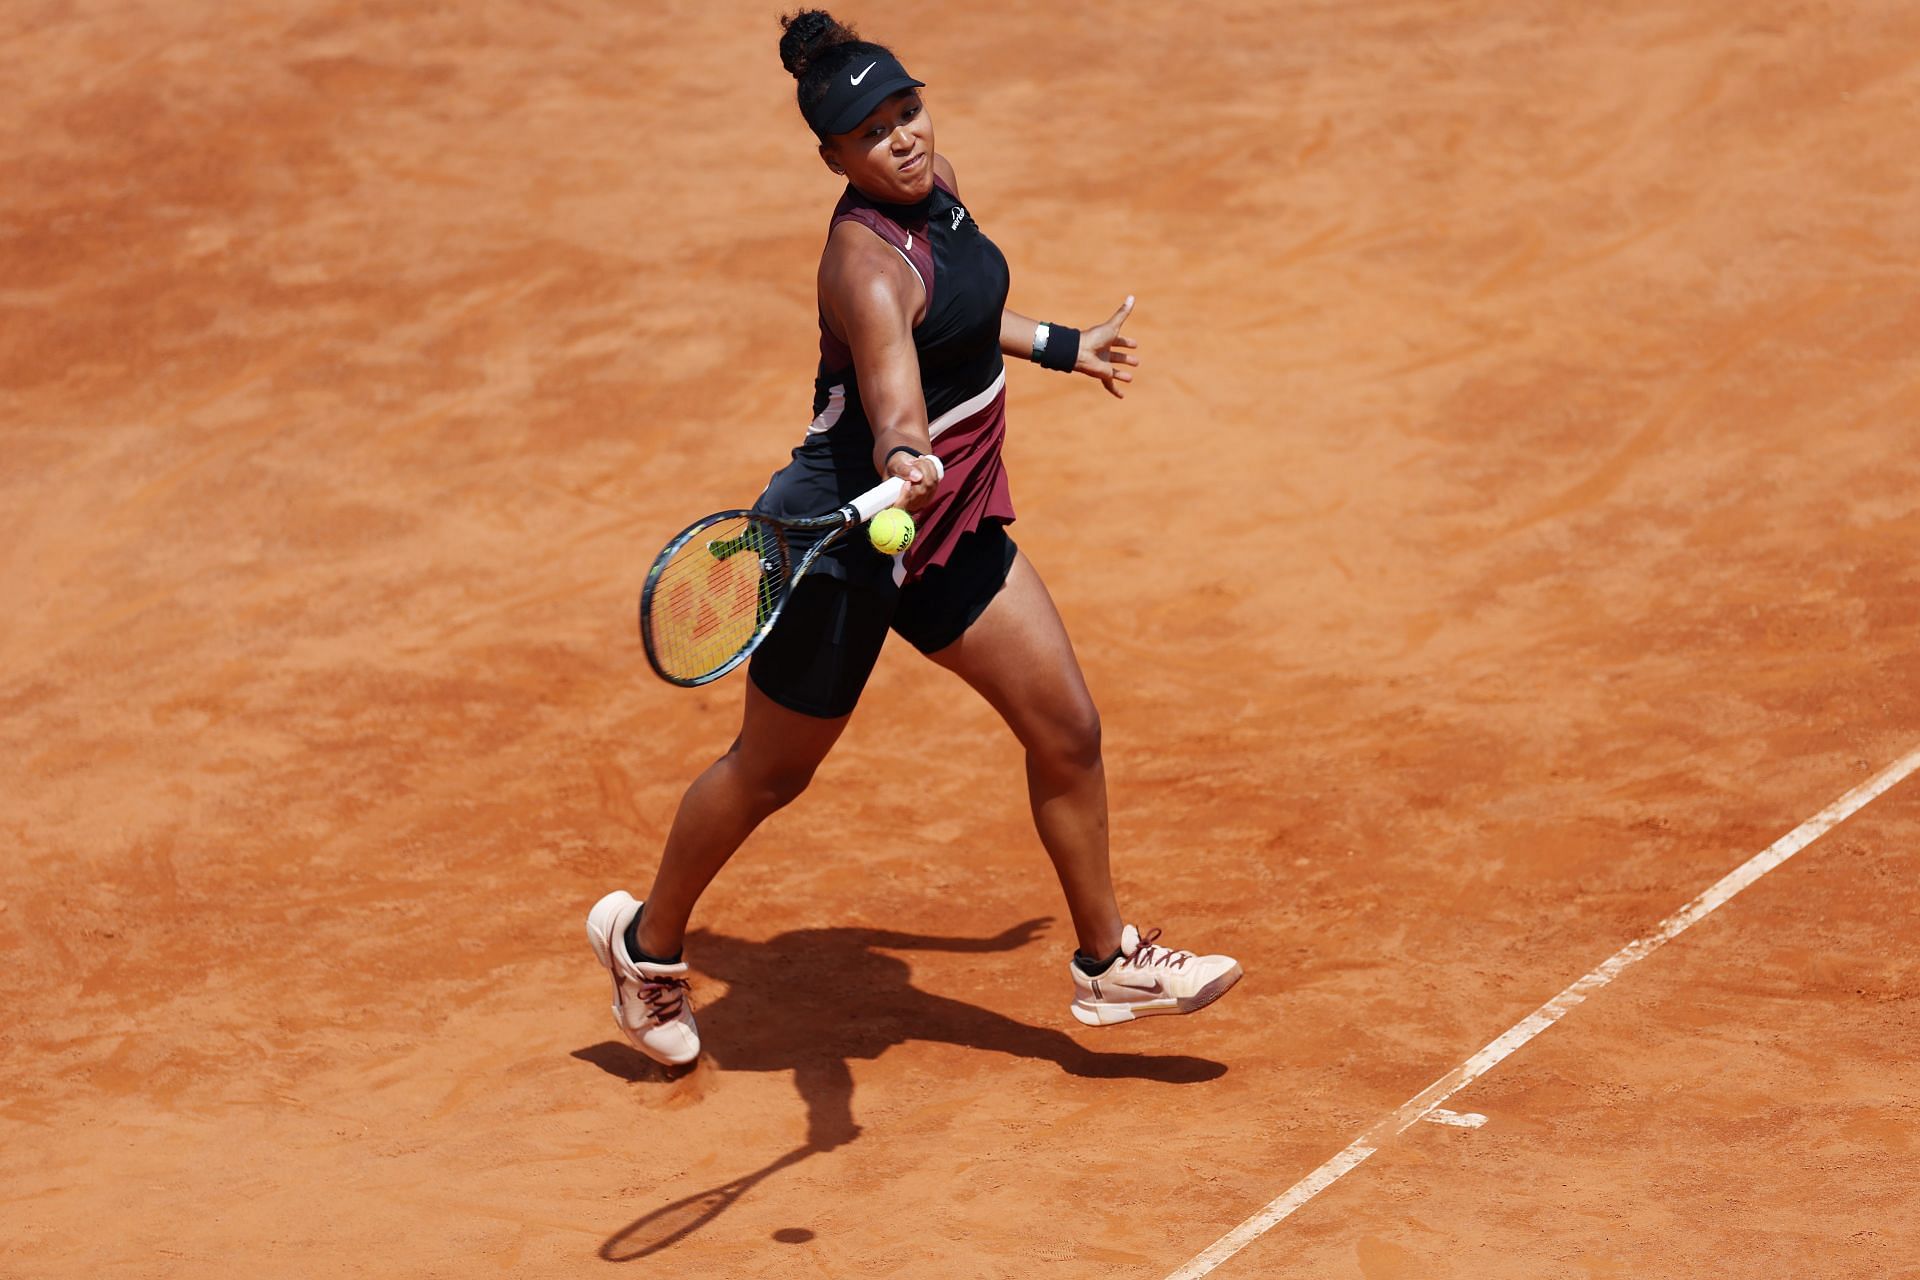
[869,507,915,555]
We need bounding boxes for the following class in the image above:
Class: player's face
[821,91,934,203]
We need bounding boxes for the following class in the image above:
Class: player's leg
[590,574,890,1065]
[920,548,1124,960]
[587,682,849,1065]
[633,679,851,956]
[915,535,1241,1024]
[639,571,892,954]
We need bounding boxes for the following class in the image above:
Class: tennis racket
[639,473,911,687]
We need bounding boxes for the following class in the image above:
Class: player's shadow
[580,918,1227,1262]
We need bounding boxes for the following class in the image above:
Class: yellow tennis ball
[869,507,916,555]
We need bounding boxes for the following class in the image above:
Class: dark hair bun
[778,9,857,79]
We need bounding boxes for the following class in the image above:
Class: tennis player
[587,10,1241,1066]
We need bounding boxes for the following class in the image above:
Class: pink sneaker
[1070,925,1242,1026]
[585,891,700,1066]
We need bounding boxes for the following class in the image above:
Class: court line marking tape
[1164,744,1920,1280]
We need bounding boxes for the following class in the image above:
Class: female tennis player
[587,10,1241,1066]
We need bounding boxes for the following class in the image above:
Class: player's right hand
[886,451,942,515]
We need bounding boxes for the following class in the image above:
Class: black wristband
[1034,323,1080,373]
[884,444,923,467]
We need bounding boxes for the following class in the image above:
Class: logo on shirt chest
[950,205,969,232]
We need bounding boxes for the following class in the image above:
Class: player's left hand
[1074,295,1140,399]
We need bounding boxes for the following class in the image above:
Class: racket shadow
[599,1143,814,1262]
[584,919,1229,1262]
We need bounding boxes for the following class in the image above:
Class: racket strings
[646,517,788,682]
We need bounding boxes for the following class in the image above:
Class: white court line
[1165,744,1920,1280]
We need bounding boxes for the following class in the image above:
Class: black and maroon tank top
[755,173,1015,586]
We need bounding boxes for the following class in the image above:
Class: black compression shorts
[747,521,1018,720]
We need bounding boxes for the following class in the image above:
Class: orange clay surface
[5,3,1920,1277]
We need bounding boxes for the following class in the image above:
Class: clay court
[5,1,1919,1276]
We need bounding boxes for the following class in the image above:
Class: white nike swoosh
[851,62,877,85]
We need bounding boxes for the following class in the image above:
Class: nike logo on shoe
[851,62,877,85]
[1112,976,1165,996]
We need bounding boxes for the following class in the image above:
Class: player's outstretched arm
[1000,297,1140,398]
[820,221,942,512]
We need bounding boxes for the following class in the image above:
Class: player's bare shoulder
[820,219,923,334]
[822,219,919,298]
[933,153,958,192]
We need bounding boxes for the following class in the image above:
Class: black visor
[807,50,925,137]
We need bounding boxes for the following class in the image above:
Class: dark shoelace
[1130,928,1194,970]
[639,974,691,1022]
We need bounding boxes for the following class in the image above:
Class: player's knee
[750,759,820,811]
[720,736,822,812]
[1039,699,1102,774]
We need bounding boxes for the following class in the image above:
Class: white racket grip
[850,477,907,523]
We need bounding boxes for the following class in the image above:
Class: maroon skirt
[902,369,1015,585]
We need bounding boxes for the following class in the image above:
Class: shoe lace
[637,973,690,1023]
[1129,928,1193,971]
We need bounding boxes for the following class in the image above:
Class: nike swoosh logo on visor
[851,62,877,85]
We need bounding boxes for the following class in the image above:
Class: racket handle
[849,477,907,523]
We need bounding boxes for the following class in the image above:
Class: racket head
[640,512,793,686]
